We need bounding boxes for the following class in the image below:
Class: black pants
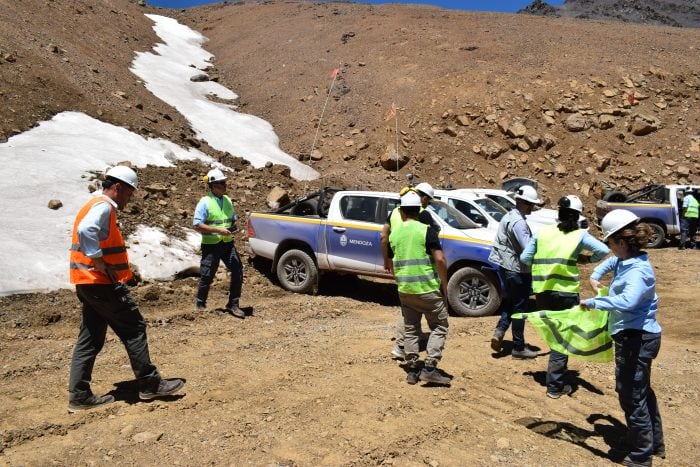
[69,283,160,402]
[680,217,698,248]
[535,291,579,393]
[614,330,664,463]
[196,241,243,309]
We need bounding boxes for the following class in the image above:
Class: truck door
[324,194,383,273]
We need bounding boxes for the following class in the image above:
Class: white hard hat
[514,185,542,205]
[601,209,640,241]
[415,182,434,199]
[105,165,138,189]
[558,195,583,213]
[400,191,422,207]
[206,168,227,183]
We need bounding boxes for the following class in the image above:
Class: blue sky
[148,0,565,12]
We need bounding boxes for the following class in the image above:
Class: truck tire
[446,267,501,317]
[276,249,318,294]
[603,191,628,202]
[645,222,665,249]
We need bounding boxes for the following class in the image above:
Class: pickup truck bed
[595,184,699,248]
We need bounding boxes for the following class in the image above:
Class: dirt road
[1,247,699,466]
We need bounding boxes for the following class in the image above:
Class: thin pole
[309,64,341,164]
[395,107,399,180]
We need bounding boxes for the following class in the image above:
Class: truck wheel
[446,267,501,317]
[645,222,665,249]
[276,249,318,294]
[603,191,628,202]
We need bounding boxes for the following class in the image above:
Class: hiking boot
[406,371,419,385]
[195,303,207,312]
[68,394,115,413]
[419,367,452,385]
[653,446,666,459]
[490,328,505,352]
[621,455,652,467]
[512,347,538,359]
[225,306,245,319]
[546,384,573,399]
[391,345,406,360]
[139,378,185,400]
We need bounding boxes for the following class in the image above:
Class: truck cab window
[340,196,380,223]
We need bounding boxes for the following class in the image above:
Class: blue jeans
[197,241,243,309]
[535,291,579,393]
[495,270,532,351]
[614,330,664,463]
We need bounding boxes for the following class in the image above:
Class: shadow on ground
[516,413,628,462]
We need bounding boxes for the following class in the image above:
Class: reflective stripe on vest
[389,220,440,294]
[201,194,234,244]
[685,195,699,218]
[69,197,133,284]
[513,308,613,363]
[531,224,584,294]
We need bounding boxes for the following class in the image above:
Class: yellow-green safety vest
[531,224,585,294]
[685,195,699,219]
[389,207,403,231]
[389,219,440,295]
[201,194,235,244]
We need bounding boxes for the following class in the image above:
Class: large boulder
[630,114,661,136]
[266,187,289,210]
[565,113,591,132]
[380,144,410,170]
[481,142,506,160]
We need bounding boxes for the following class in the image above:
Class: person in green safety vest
[520,195,609,399]
[381,183,439,361]
[389,190,451,385]
[679,186,699,250]
[193,168,245,318]
[581,209,665,466]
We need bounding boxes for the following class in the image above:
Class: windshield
[473,198,508,222]
[426,200,480,230]
[485,194,515,212]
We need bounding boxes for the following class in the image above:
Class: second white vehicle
[436,187,587,234]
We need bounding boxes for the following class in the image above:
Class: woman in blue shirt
[581,210,664,467]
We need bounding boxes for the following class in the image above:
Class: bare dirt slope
[2,0,700,465]
[1,249,699,465]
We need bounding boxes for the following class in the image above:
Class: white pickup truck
[434,188,577,234]
[246,188,505,316]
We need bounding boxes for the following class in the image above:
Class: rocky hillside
[520,0,700,29]
[1,0,699,229]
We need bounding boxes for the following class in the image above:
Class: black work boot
[491,328,505,351]
[405,354,420,385]
[68,394,115,413]
[139,378,185,400]
[419,367,452,385]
